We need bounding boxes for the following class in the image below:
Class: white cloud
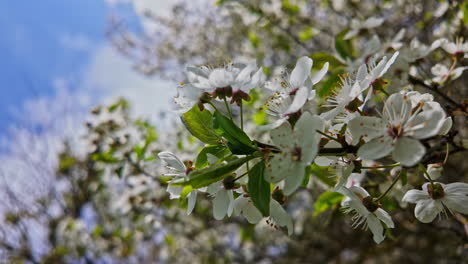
[82,44,177,126]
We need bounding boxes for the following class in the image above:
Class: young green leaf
[195,145,230,169]
[179,155,255,189]
[181,106,221,145]
[247,161,270,216]
[213,111,258,154]
[335,30,354,60]
[313,191,343,216]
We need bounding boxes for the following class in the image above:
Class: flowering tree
[1,0,468,263]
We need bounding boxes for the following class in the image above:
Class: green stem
[316,130,341,143]
[240,101,244,131]
[208,101,220,113]
[375,170,402,202]
[234,171,249,181]
[418,163,435,187]
[223,97,234,120]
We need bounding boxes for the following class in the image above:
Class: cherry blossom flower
[158,151,198,215]
[264,112,324,195]
[402,182,468,223]
[431,63,468,84]
[338,186,394,244]
[349,93,446,166]
[441,37,468,56]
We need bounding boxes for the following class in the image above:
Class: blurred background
[0,0,467,263]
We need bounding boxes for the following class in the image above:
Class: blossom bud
[426,163,443,180]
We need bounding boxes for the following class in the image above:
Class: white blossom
[402,182,468,223]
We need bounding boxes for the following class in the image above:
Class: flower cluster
[159,36,467,244]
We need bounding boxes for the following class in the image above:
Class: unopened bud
[426,163,443,180]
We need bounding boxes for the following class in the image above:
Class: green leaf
[335,30,354,60]
[400,170,407,186]
[311,164,336,187]
[181,106,221,145]
[213,111,257,154]
[316,67,345,98]
[195,145,230,169]
[299,27,315,43]
[247,161,270,216]
[177,156,255,189]
[301,165,311,187]
[313,191,343,216]
[310,52,345,71]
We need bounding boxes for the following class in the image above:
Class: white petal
[270,200,294,235]
[233,196,248,216]
[227,190,235,217]
[409,109,445,139]
[187,190,197,215]
[213,189,230,220]
[258,118,288,131]
[356,64,368,82]
[443,194,468,214]
[431,64,449,76]
[374,208,394,228]
[158,152,186,172]
[348,116,386,142]
[402,189,430,203]
[209,69,234,88]
[392,137,426,167]
[284,87,309,114]
[383,93,412,124]
[379,52,399,78]
[283,164,306,195]
[167,185,183,199]
[334,163,355,190]
[290,56,312,89]
[366,214,385,244]
[264,155,291,183]
[243,201,263,224]
[443,182,468,195]
[310,62,329,84]
[357,136,394,160]
[235,62,257,83]
[437,117,452,135]
[270,121,294,150]
[415,199,443,223]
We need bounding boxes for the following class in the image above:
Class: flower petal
[402,189,430,203]
[392,137,426,166]
[443,182,468,195]
[187,190,197,215]
[270,200,294,235]
[414,199,443,223]
[158,152,186,172]
[243,201,263,224]
[443,194,468,214]
[357,136,394,160]
[290,56,312,89]
[366,214,385,244]
[408,109,445,139]
[383,93,412,124]
[284,86,309,114]
[264,154,291,183]
[374,208,394,228]
[283,164,306,195]
[348,116,386,142]
[310,62,329,84]
[213,189,230,220]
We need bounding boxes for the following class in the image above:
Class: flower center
[222,174,240,190]
[291,146,302,161]
[387,124,404,138]
[428,183,445,200]
[362,196,379,212]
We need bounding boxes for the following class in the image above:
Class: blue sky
[0,0,169,136]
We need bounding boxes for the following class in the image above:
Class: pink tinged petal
[213,189,230,220]
[392,137,426,167]
[438,117,452,135]
[348,116,386,141]
[414,199,444,223]
[383,93,412,124]
[283,164,307,195]
[402,189,430,203]
[187,190,197,215]
[310,62,329,84]
[366,214,385,244]
[357,136,394,160]
[158,152,186,172]
[270,200,294,235]
[284,86,309,114]
[374,208,395,228]
[290,56,313,89]
[408,109,446,139]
